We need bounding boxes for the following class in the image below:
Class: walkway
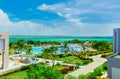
[68,55,107,77]
[0,58,75,74]
[0,55,107,77]
[38,58,76,66]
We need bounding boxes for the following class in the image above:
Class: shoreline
[9,36,113,42]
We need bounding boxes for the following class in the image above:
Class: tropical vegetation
[5,39,112,79]
[0,62,108,79]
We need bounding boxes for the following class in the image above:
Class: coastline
[9,36,113,42]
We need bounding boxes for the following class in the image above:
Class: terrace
[109,53,120,58]
[108,53,120,78]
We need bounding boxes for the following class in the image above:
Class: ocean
[9,36,113,42]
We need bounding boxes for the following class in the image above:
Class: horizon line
[10,35,113,37]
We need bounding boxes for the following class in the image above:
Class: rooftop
[110,53,120,58]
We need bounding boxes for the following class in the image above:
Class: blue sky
[0,0,120,36]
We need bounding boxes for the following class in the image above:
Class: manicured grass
[0,65,67,79]
[53,65,68,70]
[56,56,93,65]
[56,56,83,64]
[0,70,27,79]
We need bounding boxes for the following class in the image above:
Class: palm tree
[83,41,92,58]
[62,43,69,57]
[42,47,50,62]
[25,45,32,54]
[16,40,25,53]
[9,48,15,55]
[42,46,58,67]
[9,42,18,54]
[49,46,58,68]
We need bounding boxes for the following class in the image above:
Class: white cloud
[38,0,120,23]
[0,9,12,26]
[36,0,120,36]
[0,9,45,35]
[38,3,65,11]
[107,5,120,9]
[0,9,120,36]
[37,1,85,26]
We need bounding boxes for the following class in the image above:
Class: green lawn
[0,65,67,79]
[56,56,83,64]
[0,70,27,79]
[53,65,68,70]
[56,56,93,65]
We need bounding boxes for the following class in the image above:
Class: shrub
[36,54,43,58]
[78,62,107,79]
[58,54,65,58]
[101,53,112,58]
[68,66,74,71]
[65,75,77,79]
[25,65,64,79]
[102,62,107,70]
[88,66,103,79]
[60,68,69,74]
[78,74,87,79]
[66,53,73,56]
[45,61,49,63]
[56,62,61,65]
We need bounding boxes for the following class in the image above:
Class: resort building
[0,32,9,69]
[108,28,120,79]
[66,44,82,52]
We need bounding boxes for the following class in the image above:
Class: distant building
[67,44,82,52]
[108,28,120,79]
[113,28,120,53]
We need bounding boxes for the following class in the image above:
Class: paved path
[68,55,107,77]
[0,58,75,74]
[0,55,107,77]
[39,58,76,66]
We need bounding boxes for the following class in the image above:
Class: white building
[113,28,120,53]
[67,44,82,52]
[108,28,120,79]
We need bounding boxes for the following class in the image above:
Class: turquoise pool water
[32,47,43,54]
[32,47,68,54]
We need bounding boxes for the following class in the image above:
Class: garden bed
[56,56,93,65]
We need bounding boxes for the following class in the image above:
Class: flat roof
[114,28,120,31]
[111,53,120,58]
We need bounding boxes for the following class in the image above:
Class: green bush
[101,53,112,58]
[56,62,61,65]
[102,62,107,70]
[36,54,43,58]
[78,74,87,79]
[78,62,107,79]
[25,65,64,79]
[65,75,76,79]
[45,61,49,63]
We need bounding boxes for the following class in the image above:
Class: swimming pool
[32,47,43,54]
[32,47,65,54]
[32,46,82,54]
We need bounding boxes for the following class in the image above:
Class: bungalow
[66,44,82,52]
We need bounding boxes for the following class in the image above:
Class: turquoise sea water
[9,36,113,42]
